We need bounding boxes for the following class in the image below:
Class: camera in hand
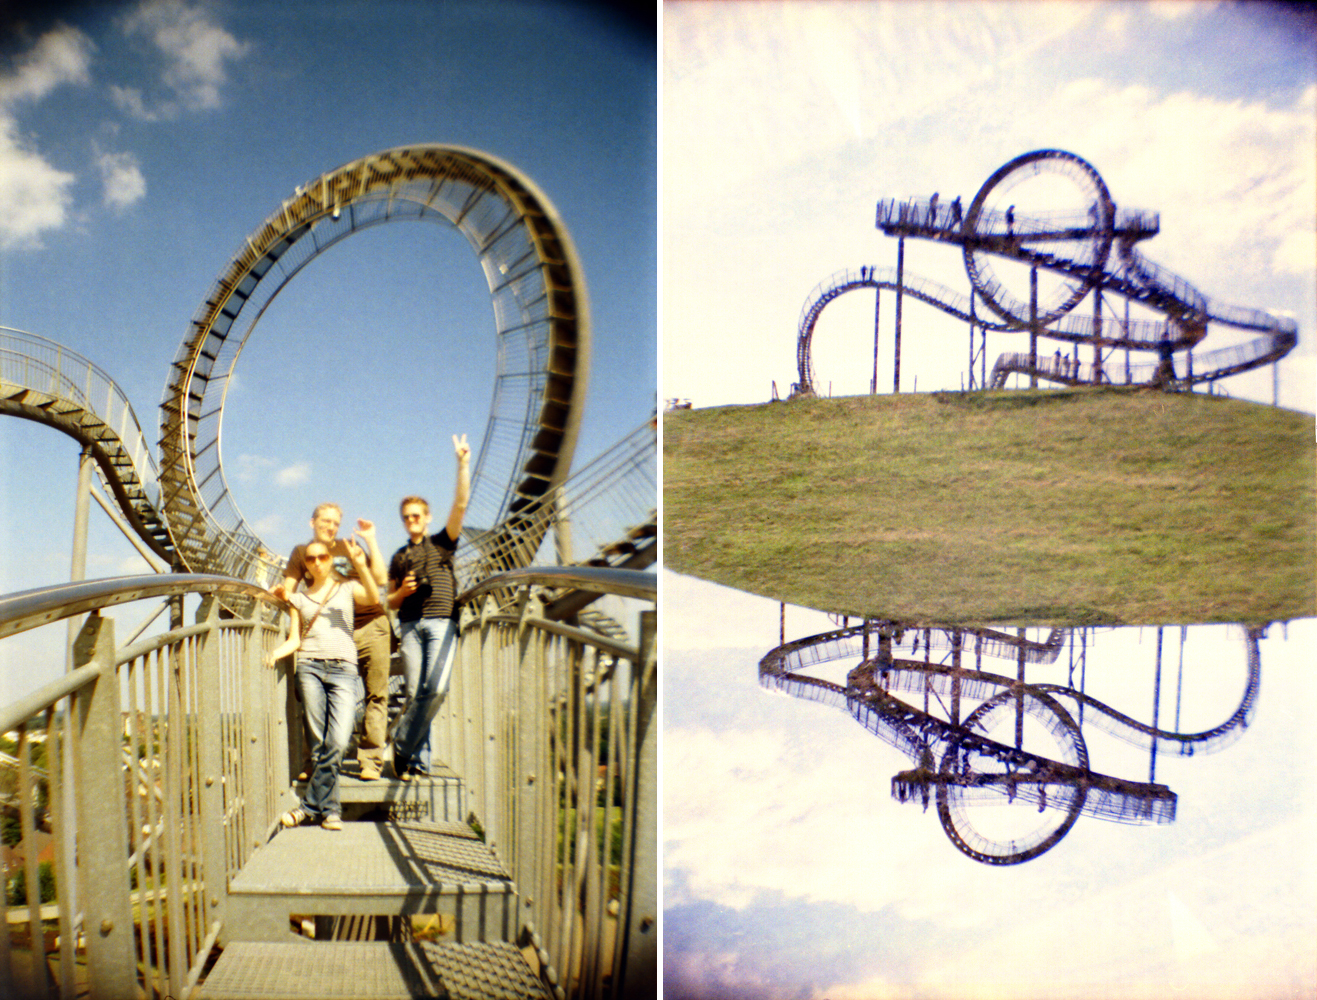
[409,554,430,589]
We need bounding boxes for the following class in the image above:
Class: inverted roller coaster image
[0,144,655,622]
[760,620,1263,865]
[793,149,1298,397]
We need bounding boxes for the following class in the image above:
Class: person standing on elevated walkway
[387,434,471,781]
[266,537,380,830]
[277,504,391,781]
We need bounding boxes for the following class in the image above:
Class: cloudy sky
[663,573,1315,999]
[663,0,1315,411]
[662,2,1315,997]
[0,0,654,700]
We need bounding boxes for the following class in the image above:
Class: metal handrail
[460,565,656,606]
[0,573,276,640]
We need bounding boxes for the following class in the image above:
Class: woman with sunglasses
[265,536,379,831]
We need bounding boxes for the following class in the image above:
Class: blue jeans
[395,618,458,775]
[296,658,361,819]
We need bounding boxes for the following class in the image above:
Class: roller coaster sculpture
[760,620,1263,865]
[793,149,1298,396]
[0,145,654,625]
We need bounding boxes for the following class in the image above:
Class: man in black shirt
[386,434,470,779]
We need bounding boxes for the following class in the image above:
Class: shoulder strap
[298,583,342,641]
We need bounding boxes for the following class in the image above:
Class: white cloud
[235,453,275,483]
[117,0,249,120]
[0,24,94,106]
[95,147,146,210]
[0,25,94,249]
[275,462,311,487]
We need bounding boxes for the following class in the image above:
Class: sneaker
[280,807,308,828]
[321,814,343,831]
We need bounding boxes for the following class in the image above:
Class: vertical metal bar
[481,607,502,855]
[1029,267,1038,388]
[47,703,75,1000]
[65,447,94,676]
[950,632,962,726]
[1015,628,1026,749]
[145,651,169,999]
[163,638,189,996]
[70,613,137,997]
[1174,626,1186,733]
[871,287,880,395]
[194,598,228,939]
[1150,626,1163,782]
[242,608,271,859]
[894,237,904,393]
[615,609,656,999]
[125,658,154,994]
[515,612,542,938]
[1124,297,1131,384]
[19,724,51,997]
[1093,284,1104,382]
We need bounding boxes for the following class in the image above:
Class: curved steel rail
[795,149,1297,396]
[0,573,278,641]
[0,327,175,561]
[755,621,1274,863]
[159,144,590,582]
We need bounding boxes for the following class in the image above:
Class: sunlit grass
[664,387,1315,625]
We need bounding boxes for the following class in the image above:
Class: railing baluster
[71,612,137,996]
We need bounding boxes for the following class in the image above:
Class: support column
[72,614,137,997]
[1092,284,1103,383]
[1015,628,1026,749]
[64,446,94,673]
[1150,627,1162,782]
[1029,268,1038,389]
[894,237,904,394]
[194,597,230,934]
[871,288,881,395]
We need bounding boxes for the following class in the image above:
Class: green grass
[664,387,1315,626]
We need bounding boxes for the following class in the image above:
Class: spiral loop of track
[157,145,589,583]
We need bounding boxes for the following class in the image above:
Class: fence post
[616,609,657,998]
[244,610,274,850]
[71,612,137,999]
[193,597,229,930]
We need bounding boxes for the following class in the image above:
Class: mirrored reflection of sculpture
[760,621,1263,865]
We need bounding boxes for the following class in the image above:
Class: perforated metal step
[197,939,551,999]
[224,821,516,945]
[303,764,465,823]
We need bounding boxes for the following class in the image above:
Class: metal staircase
[0,569,656,1000]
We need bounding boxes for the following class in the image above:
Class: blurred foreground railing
[0,575,287,1000]
[1,566,655,1000]
[449,567,656,999]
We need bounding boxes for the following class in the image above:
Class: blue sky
[0,0,655,699]
[662,2,1315,997]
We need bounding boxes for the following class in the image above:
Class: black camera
[408,554,430,588]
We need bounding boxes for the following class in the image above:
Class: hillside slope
[664,388,1315,626]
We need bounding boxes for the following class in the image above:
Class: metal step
[224,821,516,945]
[197,939,551,999]
[305,764,466,824]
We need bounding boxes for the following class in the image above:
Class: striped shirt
[389,528,458,622]
[291,582,357,664]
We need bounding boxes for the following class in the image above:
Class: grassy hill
[664,388,1315,626]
